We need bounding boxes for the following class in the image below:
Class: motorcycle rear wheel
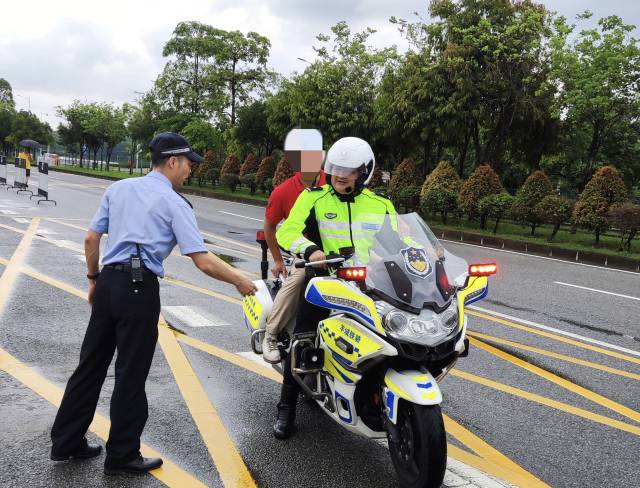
[388,402,447,488]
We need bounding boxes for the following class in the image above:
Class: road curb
[431,226,640,274]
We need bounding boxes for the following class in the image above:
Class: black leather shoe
[104,456,163,475]
[51,441,102,461]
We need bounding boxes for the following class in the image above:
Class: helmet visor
[325,162,364,178]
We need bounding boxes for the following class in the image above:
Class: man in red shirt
[262,129,325,363]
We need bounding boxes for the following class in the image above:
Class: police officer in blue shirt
[50,132,257,475]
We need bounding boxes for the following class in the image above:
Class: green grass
[430,218,640,260]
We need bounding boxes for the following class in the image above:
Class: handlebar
[294,257,346,268]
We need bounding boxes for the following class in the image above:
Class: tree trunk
[441,211,447,225]
[493,217,501,234]
[471,120,482,165]
[480,215,487,230]
[625,230,636,252]
[230,58,237,126]
[530,222,536,236]
[458,130,470,178]
[595,228,600,245]
[548,223,561,242]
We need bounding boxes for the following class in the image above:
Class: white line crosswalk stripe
[162,306,229,327]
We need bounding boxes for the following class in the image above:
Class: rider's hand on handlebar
[309,250,327,269]
[271,259,288,278]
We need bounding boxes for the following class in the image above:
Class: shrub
[221,173,240,192]
[240,172,258,195]
[534,195,574,242]
[256,156,276,193]
[369,166,384,189]
[511,171,553,235]
[272,158,293,188]
[239,153,258,178]
[388,158,419,206]
[220,154,241,178]
[458,165,504,227]
[608,202,640,252]
[421,187,458,224]
[420,161,462,199]
[397,185,422,212]
[573,166,628,244]
[263,178,274,196]
[478,193,515,234]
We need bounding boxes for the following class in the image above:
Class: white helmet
[324,137,375,192]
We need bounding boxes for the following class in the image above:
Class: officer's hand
[87,280,97,305]
[309,250,327,269]
[271,259,288,278]
[236,276,258,296]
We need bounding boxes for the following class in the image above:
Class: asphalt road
[0,168,638,488]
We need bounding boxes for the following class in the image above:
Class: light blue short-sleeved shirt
[89,171,207,277]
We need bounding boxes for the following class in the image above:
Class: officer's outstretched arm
[189,252,257,296]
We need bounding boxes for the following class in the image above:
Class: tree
[573,165,628,243]
[272,157,293,187]
[235,100,278,157]
[608,202,640,252]
[534,194,574,242]
[256,155,276,193]
[5,110,53,149]
[388,158,419,206]
[478,193,515,234]
[420,161,462,205]
[511,171,553,235]
[458,165,504,227]
[125,100,158,174]
[285,22,396,145]
[220,154,241,177]
[389,0,557,174]
[422,187,458,224]
[181,118,223,154]
[550,14,640,187]
[239,153,258,178]
[0,78,14,112]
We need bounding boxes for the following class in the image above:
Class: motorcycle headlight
[377,300,459,347]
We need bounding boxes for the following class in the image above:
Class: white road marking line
[73,254,86,262]
[236,351,271,369]
[162,306,228,327]
[54,239,84,253]
[554,281,640,302]
[0,210,18,215]
[13,218,31,224]
[36,227,58,235]
[470,305,640,357]
[219,210,263,222]
[441,238,640,276]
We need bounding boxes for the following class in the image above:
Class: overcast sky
[1,0,638,129]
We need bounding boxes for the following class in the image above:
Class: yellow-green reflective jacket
[276,184,397,262]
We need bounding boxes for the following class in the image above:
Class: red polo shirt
[265,171,327,225]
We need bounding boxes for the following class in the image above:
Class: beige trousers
[265,260,307,335]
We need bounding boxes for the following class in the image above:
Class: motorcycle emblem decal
[401,247,431,278]
[325,213,337,219]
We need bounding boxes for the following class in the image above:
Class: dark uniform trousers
[51,267,160,466]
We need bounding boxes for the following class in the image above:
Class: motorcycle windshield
[347,213,468,311]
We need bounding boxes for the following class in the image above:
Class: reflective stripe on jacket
[276,184,397,260]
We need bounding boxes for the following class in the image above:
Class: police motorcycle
[242,213,496,488]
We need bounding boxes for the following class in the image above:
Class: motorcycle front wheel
[388,402,447,488]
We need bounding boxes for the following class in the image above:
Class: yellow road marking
[444,417,549,487]
[177,333,282,383]
[158,320,257,488]
[176,333,540,486]
[468,310,640,366]
[450,369,640,436]
[470,337,640,424]
[162,275,243,305]
[200,230,262,254]
[0,218,39,316]
[468,330,640,381]
[0,346,207,488]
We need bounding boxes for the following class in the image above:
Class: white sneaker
[262,331,281,364]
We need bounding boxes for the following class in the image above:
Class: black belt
[104,263,155,276]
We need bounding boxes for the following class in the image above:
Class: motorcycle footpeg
[251,329,266,355]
